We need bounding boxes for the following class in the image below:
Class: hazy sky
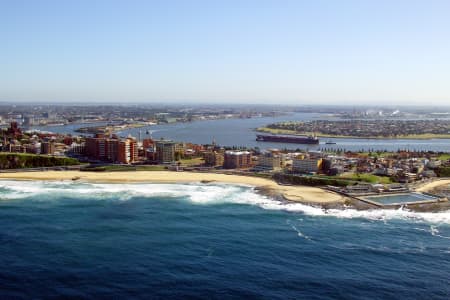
[1,0,450,105]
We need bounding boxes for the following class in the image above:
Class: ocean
[1,180,449,299]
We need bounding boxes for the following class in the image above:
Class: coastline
[416,179,450,193]
[0,170,346,205]
[256,128,450,140]
[1,171,448,210]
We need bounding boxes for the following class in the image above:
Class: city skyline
[1,0,450,105]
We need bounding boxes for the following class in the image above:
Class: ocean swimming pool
[365,192,438,205]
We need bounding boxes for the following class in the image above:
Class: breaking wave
[0,180,449,225]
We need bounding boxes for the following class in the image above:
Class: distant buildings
[6,122,22,138]
[0,114,448,187]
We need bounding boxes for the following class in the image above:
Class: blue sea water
[0,180,449,299]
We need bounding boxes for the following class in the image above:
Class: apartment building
[155,140,176,163]
[203,150,224,167]
[292,157,323,173]
[223,150,252,169]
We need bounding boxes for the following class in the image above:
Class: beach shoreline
[416,179,450,193]
[1,171,448,210]
[0,170,347,205]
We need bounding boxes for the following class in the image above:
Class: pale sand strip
[0,171,345,204]
[416,179,450,193]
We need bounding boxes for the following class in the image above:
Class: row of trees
[273,173,352,187]
[0,153,79,169]
[436,167,450,177]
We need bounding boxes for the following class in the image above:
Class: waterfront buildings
[155,140,176,163]
[256,151,283,171]
[118,138,138,164]
[223,150,252,169]
[85,134,107,160]
[41,141,55,155]
[85,134,137,164]
[292,157,323,173]
[203,150,225,167]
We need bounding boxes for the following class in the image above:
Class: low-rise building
[427,160,442,169]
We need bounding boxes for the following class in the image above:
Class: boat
[325,140,336,145]
[256,134,319,144]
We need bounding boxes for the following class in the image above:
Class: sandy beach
[0,171,346,204]
[416,179,450,193]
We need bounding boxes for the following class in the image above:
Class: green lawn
[82,164,168,172]
[339,173,393,184]
[437,154,450,161]
[136,165,167,171]
[179,157,204,166]
[0,153,79,169]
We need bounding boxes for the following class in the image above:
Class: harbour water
[0,180,449,298]
[32,113,450,152]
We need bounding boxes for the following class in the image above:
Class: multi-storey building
[85,134,107,160]
[292,157,323,173]
[203,151,224,167]
[256,152,282,171]
[223,150,252,169]
[85,135,137,164]
[142,138,155,149]
[41,141,55,155]
[106,139,118,161]
[68,142,85,156]
[117,137,138,164]
[155,140,176,163]
[175,143,186,154]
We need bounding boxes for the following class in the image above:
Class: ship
[256,134,319,144]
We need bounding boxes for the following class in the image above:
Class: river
[31,113,450,152]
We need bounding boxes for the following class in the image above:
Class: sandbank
[0,170,346,204]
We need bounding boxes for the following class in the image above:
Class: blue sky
[1,0,450,105]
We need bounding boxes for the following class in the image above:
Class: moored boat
[256,134,319,144]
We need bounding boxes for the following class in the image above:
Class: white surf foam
[1,180,449,225]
